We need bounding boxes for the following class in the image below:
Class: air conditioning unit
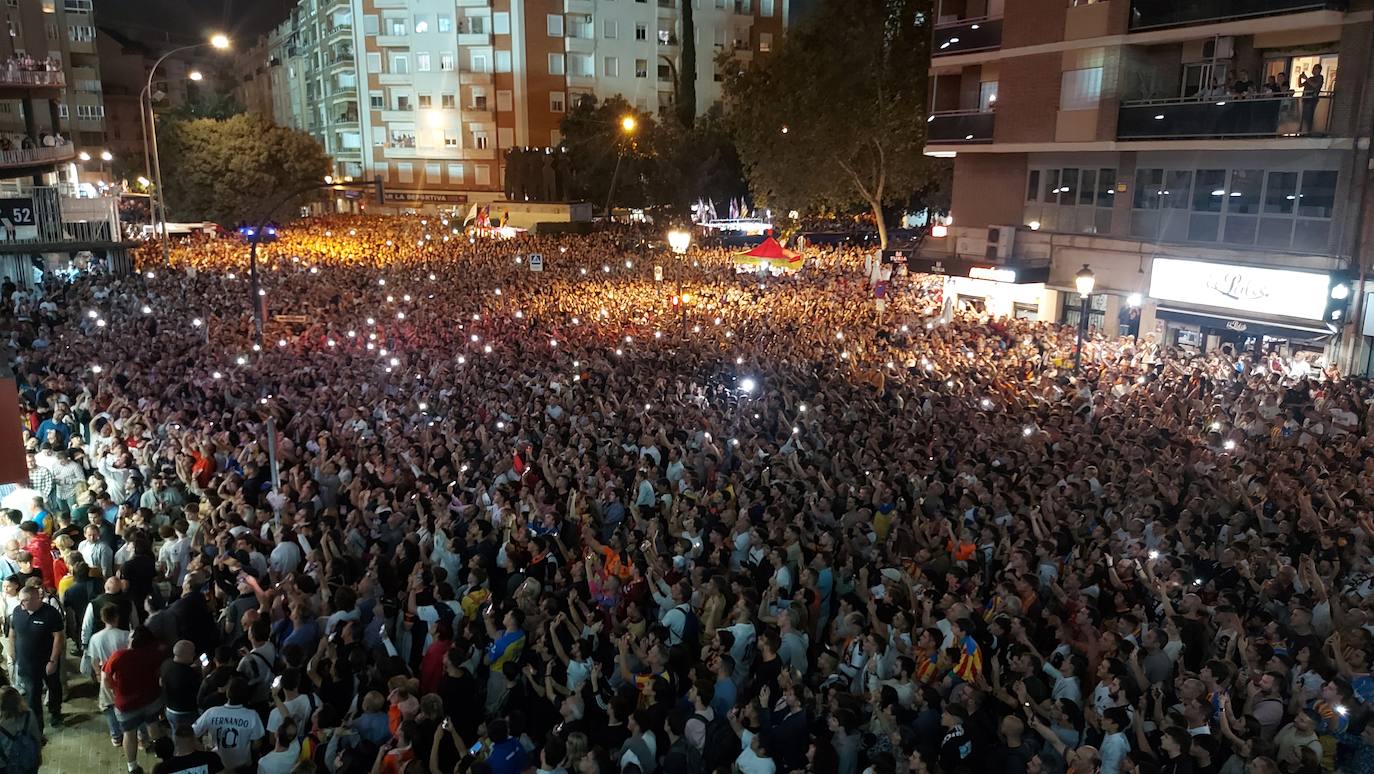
[986,225,1017,259]
[1184,36,1233,61]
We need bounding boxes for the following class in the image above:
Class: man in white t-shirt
[256,717,301,774]
[192,677,265,771]
[87,604,131,747]
[266,669,315,742]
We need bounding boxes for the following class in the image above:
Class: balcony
[0,144,77,173]
[1117,94,1332,140]
[457,32,491,47]
[926,110,995,143]
[933,17,1003,56]
[0,69,64,89]
[1128,0,1347,31]
[376,34,409,48]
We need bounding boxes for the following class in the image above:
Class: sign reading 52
[0,198,35,225]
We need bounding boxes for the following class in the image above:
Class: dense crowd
[2,215,1373,774]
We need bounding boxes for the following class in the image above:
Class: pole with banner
[266,415,281,521]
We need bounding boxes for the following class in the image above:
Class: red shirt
[22,533,55,590]
[103,645,165,711]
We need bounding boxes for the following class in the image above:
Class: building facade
[922,0,1374,372]
[234,0,788,212]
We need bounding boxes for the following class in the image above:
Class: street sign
[528,253,544,272]
[654,265,663,282]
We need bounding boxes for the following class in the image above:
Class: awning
[881,251,1050,284]
[1155,306,1331,341]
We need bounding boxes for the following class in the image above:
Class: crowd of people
[2,214,1373,774]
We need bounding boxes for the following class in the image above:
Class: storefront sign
[1149,257,1329,320]
[384,191,469,204]
[886,252,1049,284]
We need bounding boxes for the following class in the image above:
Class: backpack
[676,604,700,650]
[0,714,40,774]
[692,712,739,772]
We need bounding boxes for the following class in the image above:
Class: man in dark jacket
[662,712,705,774]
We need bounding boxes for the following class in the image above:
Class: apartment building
[919,0,1374,370]
[234,0,788,212]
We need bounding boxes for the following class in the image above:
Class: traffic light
[1325,273,1354,332]
[373,175,385,206]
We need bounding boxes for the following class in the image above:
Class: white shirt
[194,703,265,770]
[257,740,301,774]
[157,537,191,585]
[267,693,316,737]
[736,730,777,774]
[88,626,131,709]
[268,541,302,577]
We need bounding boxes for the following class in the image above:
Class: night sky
[99,0,294,47]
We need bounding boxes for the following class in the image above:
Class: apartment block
[233,0,789,212]
[919,0,1374,370]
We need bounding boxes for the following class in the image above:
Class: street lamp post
[603,115,637,223]
[1073,264,1095,374]
[141,33,230,265]
[668,229,691,332]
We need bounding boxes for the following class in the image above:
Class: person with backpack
[661,712,705,774]
[236,619,278,719]
[651,575,699,649]
[0,686,40,774]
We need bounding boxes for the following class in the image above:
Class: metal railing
[1128,0,1347,30]
[933,17,1003,55]
[1117,93,1332,139]
[0,144,76,168]
[0,69,64,88]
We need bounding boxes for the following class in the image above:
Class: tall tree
[560,95,655,209]
[156,112,331,224]
[721,0,939,247]
[677,0,697,129]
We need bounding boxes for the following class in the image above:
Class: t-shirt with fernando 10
[192,702,265,770]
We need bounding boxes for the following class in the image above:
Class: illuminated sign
[1148,257,1329,320]
[968,266,1018,283]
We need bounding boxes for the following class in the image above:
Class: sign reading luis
[1148,257,1329,320]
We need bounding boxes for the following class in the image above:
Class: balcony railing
[0,69,64,88]
[926,110,996,143]
[1128,0,1347,31]
[1117,94,1332,140]
[0,144,76,169]
[933,17,1003,55]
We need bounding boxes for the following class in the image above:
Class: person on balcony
[1230,70,1254,99]
[1300,64,1325,135]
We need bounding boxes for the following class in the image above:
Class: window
[497,91,513,112]
[498,128,513,148]
[477,165,491,185]
[416,52,431,71]
[363,15,379,35]
[552,129,562,146]
[569,53,592,77]
[75,103,103,119]
[979,81,999,112]
[438,15,452,33]
[548,53,565,75]
[547,14,564,37]
[714,27,727,48]
[472,87,488,110]
[472,52,489,72]
[390,55,409,75]
[658,63,671,81]
[570,17,592,38]
[1026,170,1040,202]
[443,131,459,147]
[1025,167,1116,234]
[440,54,454,71]
[759,32,772,52]
[1263,172,1298,214]
[495,51,511,72]
[1298,170,1336,218]
[636,24,647,41]
[761,0,774,15]
[658,28,673,45]
[426,163,441,179]
[448,163,464,180]
[604,19,618,38]
[398,163,413,183]
[370,95,384,109]
[469,16,486,34]
[68,24,95,42]
[395,94,412,110]
[493,12,510,34]
[604,56,619,77]
[418,94,432,108]
[1059,67,1103,110]
[473,133,489,150]
[414,14,430,33]
[550,92,566,112]
[366,52,382,72]
[636,59,648,78]
[442,94,455,109]
[388,18,406,36]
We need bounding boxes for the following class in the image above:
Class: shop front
[1144,256,1334,359]
[890,253,1053,320]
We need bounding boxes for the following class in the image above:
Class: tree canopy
[157,113,331,225]
[722,0,942,246]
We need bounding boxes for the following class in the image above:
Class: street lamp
[141,32,231,265]
[604,114,638,223]
[1073,264,1095,374]
[188,70,204,82]
[667,229,691,255]
[78,151,90,161]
